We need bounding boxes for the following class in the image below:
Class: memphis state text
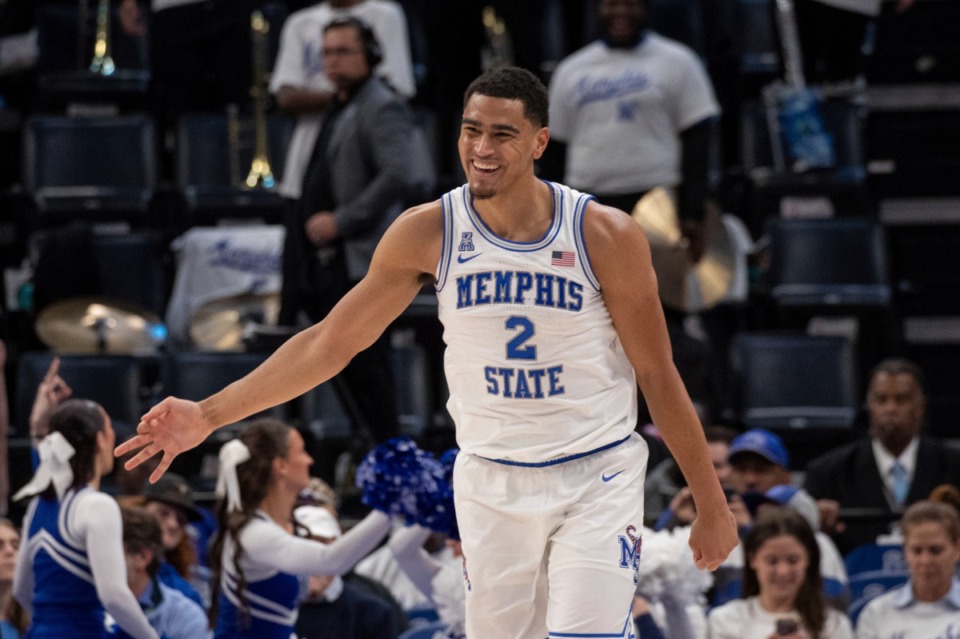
[456,269,584,400]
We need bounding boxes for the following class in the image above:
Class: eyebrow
[461,118,520,134]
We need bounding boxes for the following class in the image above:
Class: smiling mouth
[471,160,500,175]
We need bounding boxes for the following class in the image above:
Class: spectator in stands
[278,17,415,446]
[139,473,208,607]
[295,478,409,633]
[26,357,71,447]
[645,424,736,526]
[354,524,447,611]
[804,358,960,555]
[115,505,210,639]
[545,0,723,415]
[682,428,847,605]
[293,505,400,639]
[795,0,917,86]
[206,418,392,638]
[928,483,960,517]
[707,507,854,639]
[13,400,159,638]
[658,428,795,532]
[270,0,416,202]
[546,0,719,261]
[855,500,960,639]
[297,476,340,515]
[388,523,464,637]
[0,517,27,639]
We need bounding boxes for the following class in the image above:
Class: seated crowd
[1,352,958,639]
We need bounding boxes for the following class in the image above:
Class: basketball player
[117,66,737,638]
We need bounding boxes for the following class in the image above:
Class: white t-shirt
[548,33,719,195]
[707,597,854,639]
[856,579,960,639]
[269,0,415,197]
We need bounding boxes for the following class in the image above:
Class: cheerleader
[12,400,158,639]
[208,418,393,639]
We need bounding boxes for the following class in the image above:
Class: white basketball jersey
[435,182,638,463]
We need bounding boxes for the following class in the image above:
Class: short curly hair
[463,66,549,128]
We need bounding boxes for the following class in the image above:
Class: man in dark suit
[804,358,960,555]
[280,17,413,446]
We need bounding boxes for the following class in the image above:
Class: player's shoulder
[396,199,443,230]
[582,198,641,239]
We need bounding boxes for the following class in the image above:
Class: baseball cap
[728,429,789,468]
[295,505,342,540]
[142,473,203,522]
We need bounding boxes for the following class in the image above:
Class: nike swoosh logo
[457,253,483,263]
[601,470,625,483]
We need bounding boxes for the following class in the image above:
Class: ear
[272,455,288,478]
[532,126,549,160]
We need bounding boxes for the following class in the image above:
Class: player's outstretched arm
[116,203,443,482]
[583,201,737,570]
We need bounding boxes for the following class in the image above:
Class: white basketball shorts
[453,432,649,639]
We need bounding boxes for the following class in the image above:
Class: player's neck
[471,177,553,242]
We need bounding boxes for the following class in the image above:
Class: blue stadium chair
[766,218,891,309]
[844,543,906,578]
[847,573,909,626]
[162,351,289,420]
[14,352,154,436]
[730,332,859,431]
[23,115,158,222]
[847,570,909,603]
[711,578,743,606]
[399,620,447,639]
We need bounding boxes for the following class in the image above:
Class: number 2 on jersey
[505,316,536,360]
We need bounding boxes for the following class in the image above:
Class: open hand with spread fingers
[114,396,217,483]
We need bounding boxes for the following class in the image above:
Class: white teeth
[473,161,499,171]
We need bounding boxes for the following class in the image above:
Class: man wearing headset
[280,17,415,445]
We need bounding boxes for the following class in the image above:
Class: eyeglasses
[321,47,364,58]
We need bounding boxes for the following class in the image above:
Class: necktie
[891,461,909,506]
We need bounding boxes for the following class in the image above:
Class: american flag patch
[551,250,575,267]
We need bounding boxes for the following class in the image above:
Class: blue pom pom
[355,440,461,536]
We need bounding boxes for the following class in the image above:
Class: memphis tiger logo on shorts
[618,524,642,584]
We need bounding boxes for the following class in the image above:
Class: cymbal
[190,293,280,351]
[36,297,166,354]
[631,188,736,313]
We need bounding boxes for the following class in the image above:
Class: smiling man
[805,358,960,554]
[117,65,736,639]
